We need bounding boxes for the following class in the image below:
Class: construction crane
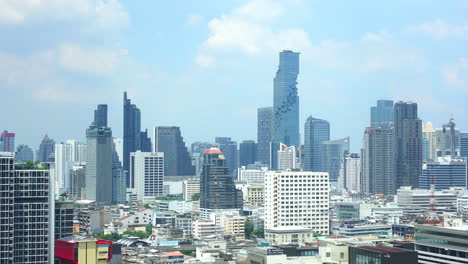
[442,115,456,156]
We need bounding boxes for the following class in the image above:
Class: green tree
[145,225,153,235]
[245,220,254,239]
[191,193,200,201]
[123,230,148,239]
[252,228,264,238]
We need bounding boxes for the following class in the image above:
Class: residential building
[129,151,164,201]
[362,127,395,195]
[192,220,223,239]
[246,184,264,204]
[349,246,418,264]
[419,156,467,190]
[303,116,330,171]
[123,92,142,182]
[277,143,297,170]
[321,137,350,184]
[397,186,460,216]
[343,153,361,192]
[265,226,315,246]
[370,99,394,127]
[55,201,74,239]
[240,140,257,167]
[154,126,195,177]
[237,166,267,184]
[264,171,329,235]
[0,130,15,152]
[182,178,200,201]
[200,148,243,211]
[423,122,437,161]
[257,107,273,167]
[55,142,75,194]
[394,101,422,189]
[460,133,468,157]
[15,144,33,162]
[458,193,468,218]
[38,134,55,162]
[215,137,238,176]
[69,165,86,200]
[220,215,246,240]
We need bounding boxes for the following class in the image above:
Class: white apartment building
[237,166,268,184]
[192,220,223,239]
[343,154,361,192]
[130,151,164,201]
[458,193,468,218]
[182,178,200,201]
[265,170,330,235]
[277,144,297,170]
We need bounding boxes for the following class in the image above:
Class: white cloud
[58,43,121,74]
[362,31,392,42]
[408,19,468,39]
[233,0,283,21]
[195,54,215,67]
[186,14,203,26]
[443,58,468,90]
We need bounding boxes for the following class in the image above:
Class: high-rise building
[0,153,52,263]
[237,166,268,185]
[435,128,460,157]
[321,137,350,184]
[0,130,15,152]
[93,104,108,127]
[277,143,297,170]
[257,107,273,167]
[154,126,195,177]
[422,122,437,161]
[303,116,330,171]
[15,144,34,162]
[123,92,142,182]
[272,50,300,150]
[69,165,85,200]
[200,148,243,210]
[85,105,113,204]
[113,137,124,165]
[182,178,200,201]
[370,100,394,128]
[239,140,257,167]
[362,127,396,195]
[112,141,126,204]
[215,137,238,176]
[130,151,164,201]
[343,153,361,193]
[191,142,219,176]
[419,157,467,190]
[264,171,329,235]
[140,129,152,152]
[394,102,422,189]
[54,201,74,239]
[55,141,82,195]
[38,134,55,162]
[461,133,468,157]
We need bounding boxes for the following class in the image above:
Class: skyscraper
[343,153,361,193]
[0,130,15,152]
[123,92,141,182]
[461,133,468,157]
[38,134,55,162]
[200,148,243,210]
[239,140,257,167]
[93,104,108,127]
[154,126,195,177]
[361,127,395,195]
[112,141,126,204]
[277,143,297,170]
[272,50,300,149]
[130,151,164,201]
[140,129,152,152]
[422,122,437,161]
[257,107,273,167]
[55,142,75,193]
[215,137,238,176]
[321,137,350,184]
[303,116,330,171]
[15,144,34,162]
[394,102,422,189]
[370,100,394,127]
[85,105,113,203]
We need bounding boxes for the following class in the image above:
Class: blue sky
[0,0,467,152]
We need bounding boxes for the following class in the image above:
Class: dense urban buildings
[303,116,330,171]
[37,134,55,162]
[370,100,394,128]
[257,107,273,167]
[154,126,195,177]
[129,151,164,201]
[0,130,15,152]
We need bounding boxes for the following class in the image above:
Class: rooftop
[204,148,222,154]
[162,252,184,257]
[358,246,410,254]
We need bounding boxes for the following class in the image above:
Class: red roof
[162,252,184,257]
[204,148,222,154]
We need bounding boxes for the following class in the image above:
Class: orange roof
[204,148,222,154]
[162,251,184,257]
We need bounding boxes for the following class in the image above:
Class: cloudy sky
[1,0,467,152]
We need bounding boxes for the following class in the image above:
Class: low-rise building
[220,215,246,240]
[349,246,418,264]
[192,220,222,239]
[182,178,200,201]
[397,186,460,216]
[335,202,372,220]
[246,247,321,264]
[337,224,392,237]
[246,184,264,204]
[265,226,315,246]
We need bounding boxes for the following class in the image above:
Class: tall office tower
[239,140,257,167]
[140,129,152,152]
[422,122,437,161]
[123,92,142,182]
[54,201,74,239]
[0,130,15,152]
[394,102,422,189]
[200,148,243,210]
[321,137,350,184]
[55,143,73,193]
[38,134,55,162]
[76,142,86,163]
[154,126,195,177]
[15,144,34,161]
[370,100,394,127]
[277,143,297,170]
[257,107,273,167]
[435,129,460,157]
[361,127,396,195]
[343,153,361,192]
[272,50,300,150]
[130,151,164,201]
[0,153,51,263]
[112,141,126,204]
[93,104,108,127]
[303,116,330,171]
[264,171,329,235]
[69,165,85,200]
[418,157,467,190]
[461,133,468,157]
[85,105,113,204]
[215,137,238,176]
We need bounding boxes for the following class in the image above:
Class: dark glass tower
[215,137,238,175]
[460,133,468,157]
[394,102,422,189]
[38,135,55,162]
[123,92,141,184]
[239,140,257,167]
[154,126,195,177]
[370,100,394,127]
[93,104,108,127]
[200,148,243,210]
[272,51,300,150]
[257,107,273,167]
[303,116,330,171]
[140,129,152,152]
[321,137,350,183]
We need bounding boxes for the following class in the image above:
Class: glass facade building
[303,117,330,171]
[123,92,141,183]
[321,137,350,183]
[257,107,273,168]
[239,140,257,167]
[419,157,467,190]
[370,100,394,128]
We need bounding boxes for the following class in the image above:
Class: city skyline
[0,1,467,153]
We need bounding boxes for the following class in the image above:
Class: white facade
[237,166,268,184]
[113,137,123,165]
[167,200,200,214]
[265,171,330,235]
[458,193,468,217]
[130,151,164,201]
[277,144,297,170]
[192,220,223,239]
[344,155,361,192]
[397,186,461,216]
[55,140,84,195]
[182,178,200,200]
